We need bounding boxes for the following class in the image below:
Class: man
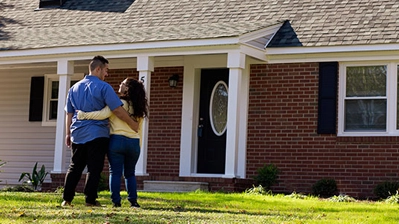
[61,55,138,207]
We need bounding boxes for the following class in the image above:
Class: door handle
[198,124,203,137]
[198,117,204,137]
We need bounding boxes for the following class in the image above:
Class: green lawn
[0,190,398,223]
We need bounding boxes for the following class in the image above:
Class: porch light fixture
[168,74,179,88]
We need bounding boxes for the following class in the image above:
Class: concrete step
[143,181,209,192]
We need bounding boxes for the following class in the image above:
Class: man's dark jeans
[63,137,109,204]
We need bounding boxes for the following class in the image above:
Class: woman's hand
[76,110,87,120]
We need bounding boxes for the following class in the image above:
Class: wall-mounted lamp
[168,74,179,88]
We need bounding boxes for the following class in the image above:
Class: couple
[61,55,148,208]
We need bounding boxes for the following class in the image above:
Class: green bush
[254,164,279,190]
[374,181,399,199]
[312,178,338,198]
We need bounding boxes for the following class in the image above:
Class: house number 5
[140,76,145,84]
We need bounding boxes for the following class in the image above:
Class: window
[42,74,82,126]
[209,81,228,136]
[338,63,398,136]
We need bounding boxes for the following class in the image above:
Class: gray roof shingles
[1,0,399,51]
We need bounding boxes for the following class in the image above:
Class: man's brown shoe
[85,201,102,207]
[61,201,72,207]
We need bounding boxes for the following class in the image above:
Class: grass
[0,190,398,223]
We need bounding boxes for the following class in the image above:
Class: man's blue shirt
[65,75,122,144]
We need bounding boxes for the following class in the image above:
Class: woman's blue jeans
[108,134,140,204]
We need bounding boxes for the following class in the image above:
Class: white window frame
[338,62,398,136]
[42,73,83,126]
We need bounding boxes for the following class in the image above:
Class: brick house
[1,0,399,198]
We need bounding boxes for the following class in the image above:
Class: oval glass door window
[209,81,228,136]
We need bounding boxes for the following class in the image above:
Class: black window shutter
[317,62,338,134]
[29,76,45,121]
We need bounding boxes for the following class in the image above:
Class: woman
[77,78,148,208]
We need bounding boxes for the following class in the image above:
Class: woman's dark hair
[121,78,148,119]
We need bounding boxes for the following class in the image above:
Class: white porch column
[223,52,245,178]
[52,59,74,173]
[179,61,200,176]
[237,59,250,178]
[136,56,154,176]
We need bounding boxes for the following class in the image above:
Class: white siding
[0,66,65,187]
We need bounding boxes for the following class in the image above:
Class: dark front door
[197,69,229,174]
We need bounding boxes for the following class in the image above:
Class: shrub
[312,178,338,198]
[374,181,399,199]
[254,164,279,190]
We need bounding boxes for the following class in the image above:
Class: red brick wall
[146,67,183,177]
[247,63,399,199]
[107,69,139,87]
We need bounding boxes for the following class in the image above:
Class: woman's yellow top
[77,99,143,145]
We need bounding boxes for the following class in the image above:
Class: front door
[197,69,229,174]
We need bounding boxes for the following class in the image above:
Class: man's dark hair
[90,55,109,72]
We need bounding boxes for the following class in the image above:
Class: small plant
[18,162,49,191]
[329,194,356,202]
[385,191,399,204]
[312,178,338,198]
[374,181,399,199]
[1,185,34,192]
[54,186,64,194]
[0,159,5,168]
[0,159,5,182]
[244,185,272,195]
[254,164,279,191]
[285,191,309,199]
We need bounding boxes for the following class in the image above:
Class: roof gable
[267,21,302,48]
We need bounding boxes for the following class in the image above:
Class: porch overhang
[0,23,283,67]
[265,43,399,63]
